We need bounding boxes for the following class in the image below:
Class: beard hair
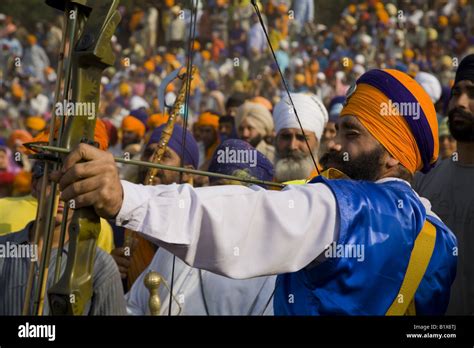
[274,149,316,182]
[320,145,385,181]
[448,107,474,142]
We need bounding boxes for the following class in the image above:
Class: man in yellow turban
[48,69,457,315]
[25,116,46,137]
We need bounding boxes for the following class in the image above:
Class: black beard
[320,146,385,181]
[249,134,262,148]
[448,107,474,142]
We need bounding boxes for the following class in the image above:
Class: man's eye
[280,134,292,141]
[296,134,307,142]
[345,132,359,138]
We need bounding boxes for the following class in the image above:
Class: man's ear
[385,154,400,169]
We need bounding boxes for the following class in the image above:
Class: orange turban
[13,171,32,196]
[252,96,273,111]
[122,116,146,137]
[119,82,132,97]
[148,113,169,129]
[340,69,438,174]
[32,119,109,151]
[8,130,33,150]
[26,116,46,131]
[12,83,24,98]
[197,112,219,129]
[27,35,37,45]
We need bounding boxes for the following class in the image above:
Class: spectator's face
[274,129,318,182]
[322,122,337,144]
[448,80,474,142]
[0,150,8,171]
[439,135,457,159]
[122,130,140,148]
[219,122,233,137]
[31,166,73,227]
[139,144,182,185]
[276,128,318,157]
[238,118,261,147]
[199,125,218,148]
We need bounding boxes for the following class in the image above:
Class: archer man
[51,69,457,315]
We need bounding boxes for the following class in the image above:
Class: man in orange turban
[196,111,220,165]
[121,115,145,150]
[25,116,46,137]
[47,68,457,316]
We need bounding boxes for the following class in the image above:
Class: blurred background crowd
[0,0,473,197]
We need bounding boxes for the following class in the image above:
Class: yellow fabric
[197,112,220,129]
[0,196,114,253]
[340,69,439,174]
[26,116,46,131]
[386,221,437,315]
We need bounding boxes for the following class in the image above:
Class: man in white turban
[235,102,276,163]
[415,71,442,104]
[272,93,328,182]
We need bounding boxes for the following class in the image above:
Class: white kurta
[126,248,276,315]
[116,181,339,279]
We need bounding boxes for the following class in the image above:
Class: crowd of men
[0,0,473,316]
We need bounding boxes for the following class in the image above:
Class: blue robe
[274,177,457,315]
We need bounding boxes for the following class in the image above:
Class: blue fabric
[147,124,200,169]
[274,177,457,315]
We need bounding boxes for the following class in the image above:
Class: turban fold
[235,102,274,136]
[208,139,273,187]
[273,93,328,140]
[26,116,46,131]
[147,124,199,168]
[341,69,438,174]
[197,112,220,129]
[148,113,168,129]
[122,116,146,137]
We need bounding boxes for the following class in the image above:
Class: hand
[111,247,131,279]
[50,143,123,219]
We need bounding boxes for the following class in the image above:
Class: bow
[24,0,121,315]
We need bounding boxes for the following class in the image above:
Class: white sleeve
[116,181,338,279]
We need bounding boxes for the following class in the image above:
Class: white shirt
[116,181,339,279]
[126,248,276,315]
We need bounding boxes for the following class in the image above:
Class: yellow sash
[386,221,437,315]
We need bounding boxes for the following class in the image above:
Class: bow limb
[42,0,121,315]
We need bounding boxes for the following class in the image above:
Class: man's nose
[327,140,342,152]
[455,92,471,110]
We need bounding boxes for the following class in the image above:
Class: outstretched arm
[52,144,338,278]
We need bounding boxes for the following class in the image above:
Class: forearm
[116,181,338,278]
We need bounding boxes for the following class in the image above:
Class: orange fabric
[148,113,168,129]
[26,116,46,131]
[27,35,37,45]
[122,116,146,137]
[340,69,438,174]
[32,119,110,151]
[252,96,273,111]
[8,130,33,150]
[197,112,219,129]
[13,171,32,195]
[11,83,24,98]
